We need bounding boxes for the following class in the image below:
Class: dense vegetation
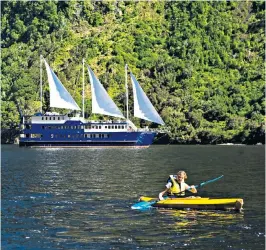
[1,0,265,144]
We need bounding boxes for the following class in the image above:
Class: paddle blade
[131,201,156,210]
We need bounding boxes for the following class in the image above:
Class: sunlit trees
[1,0,264,144]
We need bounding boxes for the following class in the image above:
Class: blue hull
[19,119,156,148]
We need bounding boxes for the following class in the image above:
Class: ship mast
[82,58,85,119]
[125,64,129,120]
[40,55,43,114]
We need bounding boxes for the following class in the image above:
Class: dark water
[1,145,265,250]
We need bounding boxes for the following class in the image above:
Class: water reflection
[2,145,265,250]
[157,208,245,240]
[158,209,244,225]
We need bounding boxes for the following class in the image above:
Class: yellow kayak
[139,196,244,211]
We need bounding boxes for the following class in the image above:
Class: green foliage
[1,0,264,144]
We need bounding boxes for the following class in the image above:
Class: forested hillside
[1,0,265,144]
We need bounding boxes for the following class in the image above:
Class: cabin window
[58,117,60,120]
[115,126,117,129]
[51,134,54,138]
[53,117,55,120]
[31,134,42,138]
[95,134,99,138]
[42,117,44,120]
[105,126,107,129]
[45,117,48,120]
[118,125,120,129]
[112,126,114,129]
[108,126,110,129]
[95,126,98,129]
[68,135,70,138]
[99,126,101,129]
[42,126,45,129]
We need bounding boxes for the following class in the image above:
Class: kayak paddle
[131,175,224,210]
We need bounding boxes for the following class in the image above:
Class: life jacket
[168,175,186,196]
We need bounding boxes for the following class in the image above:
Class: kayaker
[159,170,197,200]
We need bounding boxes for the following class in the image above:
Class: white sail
[130,73,165,125]
[43,59,80,110]
[87,66,125,119]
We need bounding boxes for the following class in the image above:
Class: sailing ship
[19,56,165,147]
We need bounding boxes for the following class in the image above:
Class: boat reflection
[157,208,244,228]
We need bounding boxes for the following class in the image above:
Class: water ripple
[2,145,265,250]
